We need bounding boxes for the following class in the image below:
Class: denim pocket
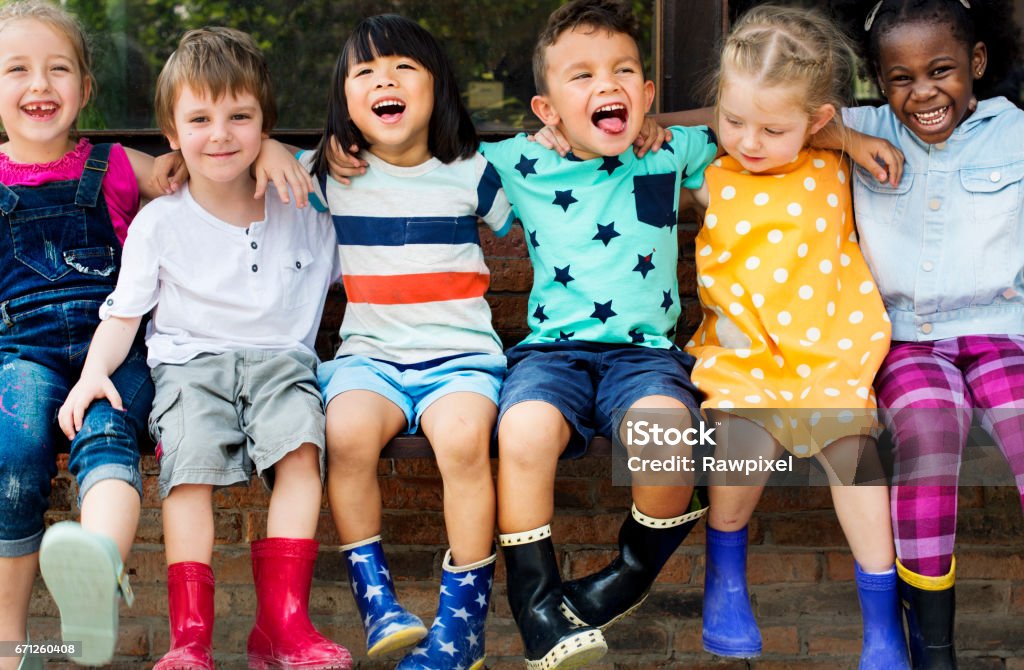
[8,204,89,281]
[852,166,913,228]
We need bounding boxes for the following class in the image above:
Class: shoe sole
[39,522,121,667]
[526,629,608,670]
[366,625,429,658]
[702,635,762,659]
[248,660,351,670]
[559,592,649,631]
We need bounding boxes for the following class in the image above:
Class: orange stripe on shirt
[344,272,490,305]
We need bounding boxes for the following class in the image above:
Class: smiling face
[343,51,434,167]
[167,85,264,189]
[531,25,654,160]
[717,70,834,174]
[876,20,986,144]
[0,18,90,163]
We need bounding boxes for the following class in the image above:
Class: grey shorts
[149,349,326,498]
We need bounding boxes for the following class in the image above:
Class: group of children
[0,1,1020,670]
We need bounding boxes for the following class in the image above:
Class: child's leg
[497,400,570,532]
[163,485,215,564]
[419,392,496,564]
[267,443,322,539]
[325,391,407,544]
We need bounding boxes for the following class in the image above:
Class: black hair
[311,14,476,176]
[831,0,1022,100]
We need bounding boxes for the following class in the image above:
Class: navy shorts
[498,342,702,458]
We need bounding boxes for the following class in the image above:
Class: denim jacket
[843,98,1024,342]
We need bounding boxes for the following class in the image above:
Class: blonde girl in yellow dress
[683,6,908,669]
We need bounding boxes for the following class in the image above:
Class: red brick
[379,476,444,511]
[553,478,597,509]
[481,224,526,257]
[489,258,533,292]
[552,512,625,545]
[957,550,1024,580]
[747,551,821,584]
[804,623,861,656]
[762,624,801,654]
[768,512,848,547]
[824,551,855,581]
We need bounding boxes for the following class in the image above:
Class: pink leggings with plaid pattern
[875,335,1024,577]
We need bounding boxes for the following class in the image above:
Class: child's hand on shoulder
[253,139,314,207]
[326,137,368,185]
[529,117,672,158]
[58,373,123,439]
[150,150,187,196]
[848,132,905,187]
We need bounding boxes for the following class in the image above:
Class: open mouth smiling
[372,98,406,122]
[592,103,627,134]
[22,102,59,118]
[912,106,950,127]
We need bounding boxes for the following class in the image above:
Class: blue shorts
[498,342,701,458]
[318,353,506,433]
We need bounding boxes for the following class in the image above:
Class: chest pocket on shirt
[961,161,1024,218]
[852,166,913,229]
[633,173,677,228]
[9,203,115,280]
[279,249,315,310]
[403,217,475,266]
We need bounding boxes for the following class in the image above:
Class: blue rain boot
[561,492,708,629]
[342,535,427,658]
[899,558,957,670]
[702,525,762,658]
[855,562,911,669]
[397,549,496,670]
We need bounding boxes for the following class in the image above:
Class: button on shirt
[843,98,1024,342]
[100,183,341,366]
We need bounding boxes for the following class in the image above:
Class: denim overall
[0,144,153,557]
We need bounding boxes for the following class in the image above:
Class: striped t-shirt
[302,150,513,365]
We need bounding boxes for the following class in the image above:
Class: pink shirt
[0,138,139,244]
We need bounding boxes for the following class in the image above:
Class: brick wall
[31,217,1024,668]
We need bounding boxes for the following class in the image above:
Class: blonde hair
[0,0,94,131]
[154,26,276,138]
[714,5,855,130]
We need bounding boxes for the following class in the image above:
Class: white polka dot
[849,231,859,243]
[686,339,695,348]
[806,327,821,342]
[840,253,851,267]
[790,417,799,428]
[773,268,789,283]
[849,311,864,324]
[824,387,840,397]
[800,386,812,399]
[713,159,723,167]
[745,256,761,270]
[744,395,762,404]
[769,333,780,346]
[871,331,887,341]
[700,244,713,256]
[778,311,792,326]
[703,356,717,368]
[819,260,833,274]
[752,293,765,308]
[787,203,802,216]
[838,410,855,423]
[838,170,847,184]
[768,229,784,244]
[794,444,810,456]
[859,281,874,294]
[736,220,752,235]
[797,243,809,258]
[799,285,814,300]
[718,400,735,409]
[827,302,836,316]
[827,193,840,207]
[815,217,828,232]
[799,339,813,347]
[729,302,744,315]
[731,283,745,297]
[856,387,870,400]
[718,251,732,263]
[847,379,859,387]
[809,411,821,426]
[764,389,777,400]
[813,158,826,169]
[718,388,730,395]
[780,390,794,400]
[883,312,890,323]
[838,338,853,350]
[705,213,718,228]
[736,348,751,358]
[754,192,770,206]
[751,368,765,380]
[773,415,785,428]
[797,364,811,378]
[804,177,817,191]
[860,352,871,365]
[700,274,714,287]
[774,355,785,368]
[721,185,736,200]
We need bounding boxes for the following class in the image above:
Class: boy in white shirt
[59,27,349,670]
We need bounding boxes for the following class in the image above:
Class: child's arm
[811,124,904,187]
[125,147,187,200]
[251,139,315,206]
[58,316,142,438]
[324,138,369,184]
[531,116,674,158]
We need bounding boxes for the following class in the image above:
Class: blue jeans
[0,290,152,557]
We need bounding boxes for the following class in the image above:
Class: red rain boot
[154,562,215,670]
[247,537,352,670]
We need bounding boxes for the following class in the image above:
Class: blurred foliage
[59,0,654,131]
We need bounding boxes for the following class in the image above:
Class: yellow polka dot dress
[686,149,891,456]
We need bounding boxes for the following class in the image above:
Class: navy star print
[528,229,540,249]
[553,265,574,287]
[590,300,617,323]
[661,290,674,312]
[552,190,578,212]
[592,222,620,246]
[629,328,646,344]
[599,156,623,175]
[556,330,575,342]
[533,304,549,323]
[515,154,538,178]
[633,251,655,278]
[702,127,717,145]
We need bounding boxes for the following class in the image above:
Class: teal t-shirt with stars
[480,125,717,349]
